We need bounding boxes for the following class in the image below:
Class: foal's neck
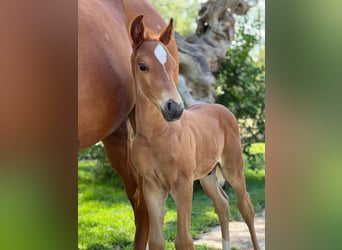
[134,87,168,138]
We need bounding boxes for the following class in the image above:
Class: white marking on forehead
[157,24,162,31]
[154,43,167,66]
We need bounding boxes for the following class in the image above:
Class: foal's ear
[130,15,145,49]
[159,18,174,46]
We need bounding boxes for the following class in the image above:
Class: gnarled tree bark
[176,0,250,106]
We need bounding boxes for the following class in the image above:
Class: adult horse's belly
[78,62,134,149]
[78,0,134,149]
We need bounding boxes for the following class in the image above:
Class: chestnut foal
[130,15,260,250]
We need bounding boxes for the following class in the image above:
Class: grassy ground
[78,150,264,250]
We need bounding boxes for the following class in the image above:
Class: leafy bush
[78,142,107,161]
[215,22,265,170]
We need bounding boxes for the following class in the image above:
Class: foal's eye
[138,63,149,72]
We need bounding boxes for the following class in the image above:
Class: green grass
[78,157,264,250]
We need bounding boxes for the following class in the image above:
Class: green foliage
[149,0,201,36]
[78,142,107,161]
[215,22,265,170]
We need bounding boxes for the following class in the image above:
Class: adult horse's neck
[123,0,164,33]
[134,84,168,139]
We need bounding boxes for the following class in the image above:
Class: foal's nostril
[167,99,178,112]
[161,99,184,122]
[167,100,173,111]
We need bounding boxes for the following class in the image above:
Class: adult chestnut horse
[78,0,179,248]
[130,15,260,250]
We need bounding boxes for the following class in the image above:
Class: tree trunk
[176,0,250,106]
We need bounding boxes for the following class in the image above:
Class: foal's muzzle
[161,99,184,122]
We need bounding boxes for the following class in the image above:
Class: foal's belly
[193,153,221,180]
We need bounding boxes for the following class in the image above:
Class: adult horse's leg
[221,139,260,250]
[200,168,230,250]
[170,178,194,250]
[102,121,149,250]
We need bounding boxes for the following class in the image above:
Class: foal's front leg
[142,178,168,250]
[170,179,194,250]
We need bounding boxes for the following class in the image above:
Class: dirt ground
[194,210,265,250]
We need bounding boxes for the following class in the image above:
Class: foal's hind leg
[220,139,260,249]
[200,167,231,250]
[103,121,149,250]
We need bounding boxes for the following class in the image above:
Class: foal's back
[186,103,238,132]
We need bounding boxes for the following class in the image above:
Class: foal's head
[130,15,183,122]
